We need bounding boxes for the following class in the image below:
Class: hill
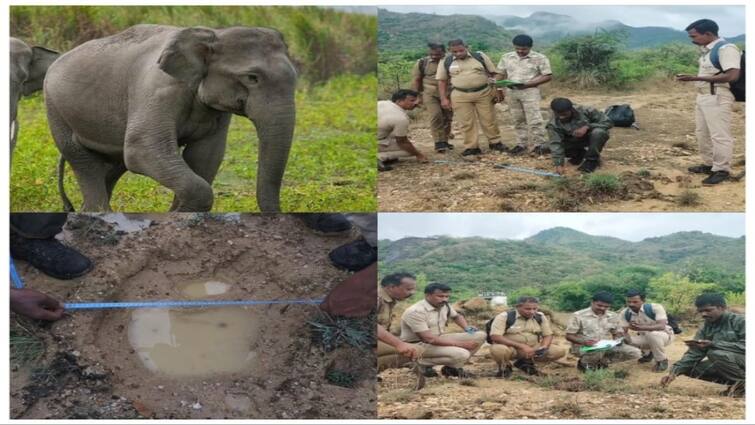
[378,229,744,296]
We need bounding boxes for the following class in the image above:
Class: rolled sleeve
[565,314,582,335]
[539,56,553,76]
[719,45,741,71]
[448,304,459,319]
[481,53,497,74]
[436,61,449,81]
[540,315,553,337]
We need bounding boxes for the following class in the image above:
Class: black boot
[508,145,527,156]
[328,238,376,272]
[462,148,483,156]
[702,170,730,185]
[10,233,92,280]
[578,159,600,173]
[489,143,509,153]
[435,141,454,152]
[300,214,352,234]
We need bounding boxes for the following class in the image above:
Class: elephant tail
[57,155,75,212]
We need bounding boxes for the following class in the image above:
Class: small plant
[550,399,585,417]
[637,169,651,178]
[584,173,622,195]
[308,313,375,352]
[550,195,580,212]
[582,368,628,393]
[459,378,478,387]
[325,369,357,388]
[676,190,700,207]
[10,321,44,366]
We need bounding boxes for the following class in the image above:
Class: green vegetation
[379,229,744,312]
[10,320,45,367]
[308,313,376,352]
[11,6,376,212]
[583,173,622,195]
[582,368,629,393]
[676,190,701,207]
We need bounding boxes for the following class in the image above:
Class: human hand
[464,326,478,334]
[519,345,536,359]
[660,373,676,387]
[572,126,589,139]
[10,288,65,321]
[675,74,698,82]
[458,340,479,351]
[396,341,419,361]
[441,97,452,110]
[582,339,599,346]
[555,165,566,175]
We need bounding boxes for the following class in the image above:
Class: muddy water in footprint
[128,280,260,377]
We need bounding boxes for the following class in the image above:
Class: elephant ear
[22,46,59,96]
[157,27,217,86]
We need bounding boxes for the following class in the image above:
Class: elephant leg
[105,162,128,202]
[124,129,215,212]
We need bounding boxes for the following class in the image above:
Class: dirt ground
[378,83,745,212]
[10,214,376,419]
[378,308,745,420]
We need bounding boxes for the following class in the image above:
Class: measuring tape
[494,163,562,178]
[10,257,323,310]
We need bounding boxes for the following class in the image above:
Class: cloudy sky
[378,213,745,241]
[382,5,745,37]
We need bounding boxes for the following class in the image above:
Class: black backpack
[444,51,490,75]
[624,304,683,335]
[605,104,635,127]
[710,41,745,102]
[485,310,543,344]
[418,57,430,77]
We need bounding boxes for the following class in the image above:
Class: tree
[648,272,717,315]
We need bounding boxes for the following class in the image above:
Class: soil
[378,311,745,420]
[378,83,745,212]
[10,214,376,419]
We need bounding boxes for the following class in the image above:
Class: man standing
[437,39,506,157]
[619,289,674,372]
[412,43,455,153]
[495,34,553,156]
[400,283,487,378]
[378,89,428,171]
[377,272,420,371]
[677,19,741,186]
[547,97,613,174]
[488,296,566,378]
[565,291,641,371]
[661,293,745,397]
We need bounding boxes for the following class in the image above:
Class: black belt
[453,84,489,93]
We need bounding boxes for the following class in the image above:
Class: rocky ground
[378,83,745,212]
[10,214,376,419]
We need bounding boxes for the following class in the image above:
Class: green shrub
[584,173,622,195]
[648,272,718,315]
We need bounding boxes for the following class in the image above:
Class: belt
[453,84,489,93]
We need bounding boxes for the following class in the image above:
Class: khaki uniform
[496,51,552,148]
[488,311,566,366]
[377,100,413,161]
[377,286,421,371]
[566,307,641,366]
[694,39,740,173]
[412,57,453,143]
[619,303,674,362]
[436,51,503,150]
[401,299,486,368]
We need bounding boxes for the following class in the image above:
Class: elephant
[10,37,59,158]
[43,24,297,212]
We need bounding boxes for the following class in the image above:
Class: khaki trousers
[695,89,735,172]
[626,331,673,361]
[489,343,567,366]
[414,331,487,369]
[377,340,421,371]
[450,86,502,150]
[423,92,453,143]
[506,87,546,148]
[378,138,413,161]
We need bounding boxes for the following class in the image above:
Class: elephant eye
[247,74,259,84]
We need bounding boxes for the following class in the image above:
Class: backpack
[485,310,543,344]
[605,104,635,127]
[624,304,683,335]
[710,41,745,102]
[418,57,429,77]
[444,51,490,75]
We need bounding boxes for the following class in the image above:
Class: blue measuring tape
[10,257,323,310]
[494,163,563,178]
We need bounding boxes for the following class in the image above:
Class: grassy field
[11,74,376,212]
[11,6,377,212]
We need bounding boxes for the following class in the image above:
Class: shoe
[10,234,92,280]
[489,143,509,153]
[328,238,377,272]
[568,151,586,165]
[513,359,540,376]
[508,145,527,156]
[300,214,351,234]
[435,141,454,152]
[461,148,482,156]
[721,381,745,397]
[495,364,513,378]
[378,160,392,172]
[532,144,550,155]
[653,359,668,372]
[688,164,713,174]
[420,366,438,378]
[638,352,653,363]
[441,366,474,379]
[702,170,730,185]
[577,159,599,173]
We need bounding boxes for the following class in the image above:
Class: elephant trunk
[252,103,296,212]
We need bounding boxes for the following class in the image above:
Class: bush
[547,281,591,312]
[725,291,745,307]
[648,272,718,315]
[550,31,625,88]
[584,173,622,195]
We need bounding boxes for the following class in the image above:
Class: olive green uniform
[566,307,641,367]
[488,311,566,367]
[547,105,613,166]
[436,51,503,151]
[671,311,745,386]
[412,57,453,143]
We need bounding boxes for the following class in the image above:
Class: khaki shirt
[435,51,497,90]
[400,299,459,343]
[618,303,673,335]
[496,50,552,84]
[377,100,410,146]
[695,38,741,91]
[565,307,619,344]
[490,311,553,346]
[377,286,397,332]
[411,57,442,97]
